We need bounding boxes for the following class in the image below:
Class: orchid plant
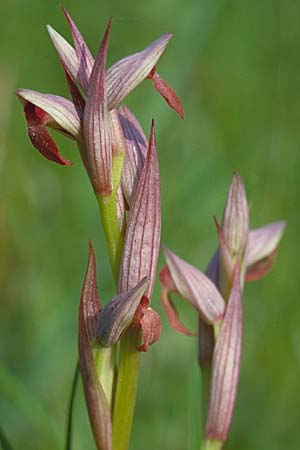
[16,6,285,450]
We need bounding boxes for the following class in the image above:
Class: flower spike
[83,18,113,196]
[78,243,112,450]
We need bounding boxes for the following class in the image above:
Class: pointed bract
[222,173,249,258]
[119,122,161,300]
[62,6,94,92]
[78,243,112,450]
[118,106,148,205]
[83,19,113,196]
[97,277,148,347]
[163,247,225,324]
[106,34,172,109]
[205,264,242,442]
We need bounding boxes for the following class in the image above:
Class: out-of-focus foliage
[0,1,299,449]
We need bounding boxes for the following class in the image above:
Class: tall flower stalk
[17,7,182,450]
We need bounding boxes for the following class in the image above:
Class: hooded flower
[17,7,183,197]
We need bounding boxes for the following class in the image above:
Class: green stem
[98,193,124,284]
[201,439,223,450]
[112,329,141,450]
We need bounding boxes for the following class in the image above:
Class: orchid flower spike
[159,172,285,447]
[17,7,183,197]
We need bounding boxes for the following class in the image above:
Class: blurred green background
[0,0,299,449]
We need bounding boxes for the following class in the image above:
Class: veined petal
[106,34,172,109]
[97,277,148,347]
[245,221,286,267]
[62,6,94,92]
[163,247,225,324]
[17,88,81,139]
[118,106,148,206]
[78,243,112,450]
[222,172,249,258]
[119,121,161,300]
[147,67,184,118]
[47,25,80,85]
[83,19,113,196]
[205,264,242,442]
